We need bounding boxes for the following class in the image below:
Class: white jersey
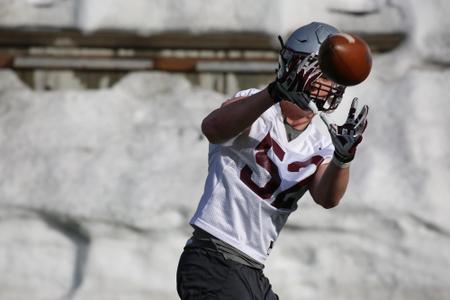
[190,88,334,263]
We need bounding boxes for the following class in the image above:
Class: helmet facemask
[308,73,346,113]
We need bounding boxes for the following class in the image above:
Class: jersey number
[240,132,323,208]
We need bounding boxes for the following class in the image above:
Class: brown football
[318,33,372,86]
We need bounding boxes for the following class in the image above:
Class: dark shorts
[176,241,279,300]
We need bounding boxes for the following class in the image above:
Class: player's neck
[280,101,313,131]
[283,119,305,141]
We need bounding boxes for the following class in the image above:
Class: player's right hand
[320,97,369,165]
[268,52,322,108]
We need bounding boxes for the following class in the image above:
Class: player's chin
[289,116,312,127]
[299,107,315,119]
[303,107,315,118]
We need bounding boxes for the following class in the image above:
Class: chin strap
[266,36,288,104]
[278,35,285,48]
[308,101,319,115]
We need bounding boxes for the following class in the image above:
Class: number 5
[240,132,324,207]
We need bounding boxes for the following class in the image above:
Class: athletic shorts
[176,239,279,300]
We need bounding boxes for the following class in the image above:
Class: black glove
[320,97,369,166]
[268,52,322,107]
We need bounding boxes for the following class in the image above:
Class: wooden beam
[0,29,275,50]
[0,28,404,52]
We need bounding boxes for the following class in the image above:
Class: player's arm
[310,97,369,208]
[309,161,349,208]
[201,88,275,144]
[201,42,311,145]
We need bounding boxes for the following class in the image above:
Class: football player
[177,22,369,300]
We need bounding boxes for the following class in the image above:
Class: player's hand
[320,97,368,165]
[268,52,321,107]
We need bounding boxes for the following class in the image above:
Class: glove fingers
[330,123,339,136]
[346,97,359,123]
[351,97,359,110]
[280,55,301,87]
[286,55,319,92]
[298,56,321,91]
[354,105,369,134]
[287,55,301,74]
[330,99,367,164]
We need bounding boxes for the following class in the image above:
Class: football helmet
[276,22,346,112]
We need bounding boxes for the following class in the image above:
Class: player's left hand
[320,97,369,165]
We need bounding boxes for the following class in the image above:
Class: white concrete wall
[1,1,450,299]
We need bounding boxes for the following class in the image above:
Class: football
[318,33,372,86]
